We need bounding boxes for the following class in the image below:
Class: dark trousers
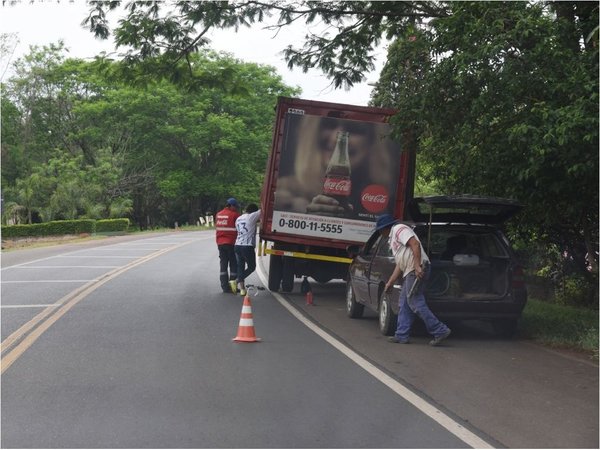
[235,245,256,284]
[218,244,237,291]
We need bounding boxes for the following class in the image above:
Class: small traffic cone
[233,294,261,343]
[305,290,314,306]
[301,276,314,305]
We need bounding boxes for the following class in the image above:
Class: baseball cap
[226,198,238,207]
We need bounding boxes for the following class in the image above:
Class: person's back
[235,205,261,247]
[216,203,239,245]
[215,198,240,293]
[234,204,261,295]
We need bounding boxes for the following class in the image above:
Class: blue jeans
[394,265,449,341]
[235,245,256,284]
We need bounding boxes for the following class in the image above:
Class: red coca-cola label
[360,184,389,213]
[323,177,351,196]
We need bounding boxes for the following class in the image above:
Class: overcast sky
[1,1,387,106]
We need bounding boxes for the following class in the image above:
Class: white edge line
[255,257,494,449]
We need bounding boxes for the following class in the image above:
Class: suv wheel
[379,293,397,336]
[346,282,364,318]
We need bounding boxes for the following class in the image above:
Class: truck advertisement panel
[272,111,402,242]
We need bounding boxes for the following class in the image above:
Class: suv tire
[379,292,397,336]
[346,282,364,318]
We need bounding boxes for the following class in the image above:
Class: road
[1,231,598,448]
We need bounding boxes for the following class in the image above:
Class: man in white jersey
[376,214,451,346]
[234,203,262,296]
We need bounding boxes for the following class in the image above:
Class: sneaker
[229,280,237,294]
[239,289,246,297]
[429,329,451,346]
[387,336,410,344]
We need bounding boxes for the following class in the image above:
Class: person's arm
[250,209,262,224]
[384,263,403,293]
[407,237,424,279]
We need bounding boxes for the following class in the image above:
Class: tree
[84,1,448,89]
[372,2,598,298]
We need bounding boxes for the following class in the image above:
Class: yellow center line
[1,240,192,374]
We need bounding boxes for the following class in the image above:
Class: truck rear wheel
[268,255,283,291]
[281,256,295,292]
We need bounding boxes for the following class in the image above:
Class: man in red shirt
[215,198,240,293]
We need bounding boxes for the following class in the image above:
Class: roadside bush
[95,218,130,233]
[1,220,96,238]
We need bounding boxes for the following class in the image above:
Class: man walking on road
[378,214,451,346]
[215,198,240,293]
[234,203,261,296]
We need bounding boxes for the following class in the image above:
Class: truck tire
[378,292,397,336]
[268,254,283,291]
[281,256,295,292]
[346,281,364,318]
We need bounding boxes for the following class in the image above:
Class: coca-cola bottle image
[322,131,352,215]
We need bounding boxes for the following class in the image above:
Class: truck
[259,96,415,292]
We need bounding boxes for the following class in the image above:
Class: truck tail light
[512,265,526,289]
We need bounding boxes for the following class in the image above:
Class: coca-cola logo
[361,185,389,213]
[323,177,351,196]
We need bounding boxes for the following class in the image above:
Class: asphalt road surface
[1,231,598,448]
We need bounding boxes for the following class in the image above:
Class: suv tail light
[512,265,526,289]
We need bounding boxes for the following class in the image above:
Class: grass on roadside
[520,298,599,360]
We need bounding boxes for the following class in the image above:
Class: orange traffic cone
[233,294,261,343]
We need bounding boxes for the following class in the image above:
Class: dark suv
[346,195,527,337]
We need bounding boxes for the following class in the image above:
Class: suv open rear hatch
[407,195,522,225]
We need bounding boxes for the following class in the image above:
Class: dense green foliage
[95,218,130,233]
[1,219,96,238]
[1,218,128,237]
[1,44,298,230]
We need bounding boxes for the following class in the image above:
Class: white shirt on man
[235,210,261,246]
[388,223,429,277]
